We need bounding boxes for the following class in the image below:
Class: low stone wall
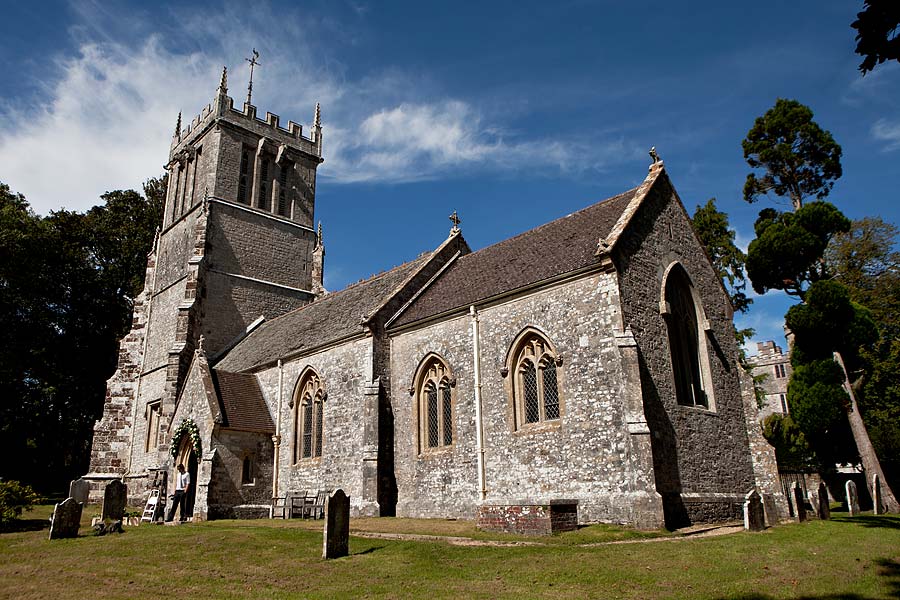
[476,501,578,536]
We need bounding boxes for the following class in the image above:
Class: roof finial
[218,65,228,95]
[314,102,321,128]
[245,48,261,106]
[649,146,661,164]
[449,210,461,235]
[174,111,182,138]
[198,335,205,353]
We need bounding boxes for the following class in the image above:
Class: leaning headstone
[846,480,860,516]
[49,498,82,540]
[322,489,350,559]
[69,478,90,505]
[793,483,807,522]
[744,490,765,531]
[816,482,830,520]
[762,493,779,527]
[873,474,884,515]
[101,480,127,521]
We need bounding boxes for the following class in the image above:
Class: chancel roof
[390,187,639,328]
[215,255,431,372]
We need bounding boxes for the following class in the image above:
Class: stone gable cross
[449,211,461,234]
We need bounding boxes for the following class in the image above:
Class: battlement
[171,83,322,162]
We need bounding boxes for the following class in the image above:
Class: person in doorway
[165,464,190,522]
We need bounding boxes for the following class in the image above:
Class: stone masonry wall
[613,173,755,526]
[253,336,376,516]
[207,429,274,519]
[391,271,662,525]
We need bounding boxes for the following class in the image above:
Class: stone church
[86,70,783,529]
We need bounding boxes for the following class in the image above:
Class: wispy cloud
[871,118,900,151]
[0,3,635,214]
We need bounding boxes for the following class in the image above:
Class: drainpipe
[470,306,487,501]
[271,359,284,518]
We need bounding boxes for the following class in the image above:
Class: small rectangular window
[780,394,788,413]
[146,401,162,452]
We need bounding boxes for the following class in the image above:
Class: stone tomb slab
[322,489,350,560]
[476,500,579,536]
[846,480,860,516]
[101,480,127,521]
[743,490,765,531]
[68,478,89,505]
[792,483,807,523]
[49,498,82,540]
[816,482,830,520]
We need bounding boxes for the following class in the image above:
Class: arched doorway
[174,437,199,519]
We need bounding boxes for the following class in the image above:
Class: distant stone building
[85,72,784,529]
[746,341,792,422]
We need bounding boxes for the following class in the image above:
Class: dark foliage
[0,178,164,494]
[852,0,900,74]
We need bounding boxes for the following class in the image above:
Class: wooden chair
[289,490,310,519]
[271,495,288,519]
[309,490,329,520]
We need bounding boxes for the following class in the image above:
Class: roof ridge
[455,187,639,261]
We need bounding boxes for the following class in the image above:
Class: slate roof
[391,187,638,327]
[211,369,275,433]
[215,255,431,372]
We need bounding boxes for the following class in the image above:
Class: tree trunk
[834,351,900,513]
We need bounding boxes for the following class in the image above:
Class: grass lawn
[1,507,898,599]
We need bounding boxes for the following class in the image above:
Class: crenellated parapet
[170,84,322,164]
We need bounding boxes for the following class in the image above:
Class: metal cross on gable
[245,48,261,106]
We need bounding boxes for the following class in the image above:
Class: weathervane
[449,211,461,234]
[245,48,261,106]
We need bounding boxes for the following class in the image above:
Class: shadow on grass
[0,518,50,533]
[715,559,900,600]
[832,514,900,530]
[352,546,384,556]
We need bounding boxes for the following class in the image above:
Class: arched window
[413,355,454,453]
[508,329,562,430]
[292,368,325,462]
[662,264,711,409]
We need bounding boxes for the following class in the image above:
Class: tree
[745,202,850,298]
[852,0,900,74]
[826,217,900,489]
[742,99,842,212]
[691,198,752,314]
[786,280,899,511]
[761,413,817,473]
[0,177,164,493]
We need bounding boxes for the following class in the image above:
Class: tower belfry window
[238,148,251,204]
[258,158,270,212]
[277,161,291,217]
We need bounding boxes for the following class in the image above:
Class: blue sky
[2,1,898,355]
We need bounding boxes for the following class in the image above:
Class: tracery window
[663,264,711,409]
[414,355,454,453]
[292,368,325,462]
[509,330,562,430]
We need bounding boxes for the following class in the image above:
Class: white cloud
[0,4,635,213]
[871,118,900,151]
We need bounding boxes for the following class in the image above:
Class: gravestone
[101,480,127,521]
[322,489,350,559]
[792,483,807,522]
[743,490,765,531]
[846,480,860,516]
[762,493,779,527]
[48,498,82,540]
[873,474,884,515]
[69,478,89,505]
[816,482,830,520]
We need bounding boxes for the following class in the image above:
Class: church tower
[86,67,324,495]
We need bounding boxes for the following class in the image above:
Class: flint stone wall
[612,175,755,525]
[391,271,660,525]
[254,336,376,516]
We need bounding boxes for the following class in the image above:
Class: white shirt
[176,471,190,491]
